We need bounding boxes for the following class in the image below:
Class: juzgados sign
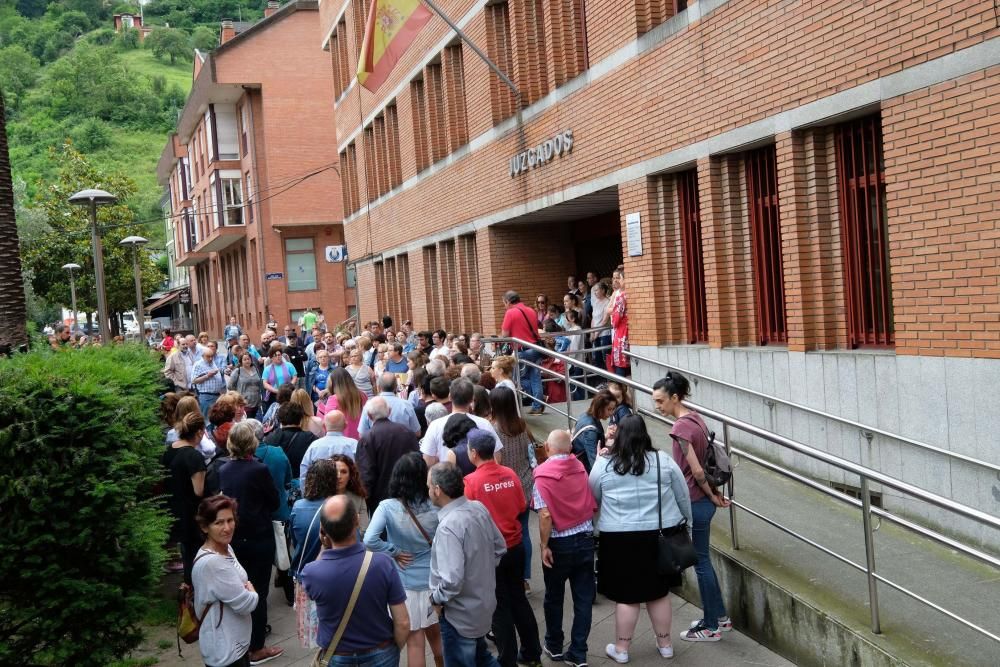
[509,130,574,177]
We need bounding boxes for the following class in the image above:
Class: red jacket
[464,461,526,548]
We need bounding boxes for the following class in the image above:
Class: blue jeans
[691,498,726,629]
[440,611,499,667]
[519,510,532,581]
[542,532,595,663]
[198,392,219,416]
[517,348,544,410]
[322,643,400,667]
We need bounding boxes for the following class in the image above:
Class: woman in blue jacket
[363,453,443,667]
[571,390,617,471]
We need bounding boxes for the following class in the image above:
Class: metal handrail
[624,349,1000,477]
[485,335,1000,644]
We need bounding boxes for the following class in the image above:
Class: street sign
[179,290,190,304]
[265,272,284,281]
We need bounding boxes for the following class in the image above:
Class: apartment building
[321,0,1000,543]
[157,0,354,339]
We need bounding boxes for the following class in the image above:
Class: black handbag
[655,453,698,576]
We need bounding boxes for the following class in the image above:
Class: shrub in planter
[0,345,170,666]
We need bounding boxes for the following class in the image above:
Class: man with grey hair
[358,372,419,436]
[460,363,482,386]
[427,463,505,667]
[299,410,358,478]
[425,358,446,378]
[163,335,195,391]
[357,396,419,514]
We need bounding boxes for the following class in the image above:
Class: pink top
[670,412,710,502]
[316,392,367,439]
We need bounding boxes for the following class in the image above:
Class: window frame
[745,145,788,345]
[677,169,708,344]
[285,237,319,292]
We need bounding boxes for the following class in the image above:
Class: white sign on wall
[325,245,347,263]
[626,212,643,257]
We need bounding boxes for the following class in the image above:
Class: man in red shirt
[464,430,542,667]
[500,290,545,415]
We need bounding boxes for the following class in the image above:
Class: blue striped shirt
[531,454,593,538]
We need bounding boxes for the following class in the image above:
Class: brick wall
[883,65,1000,358]
[332,0,1000,352]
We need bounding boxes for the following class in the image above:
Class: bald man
[356,396,420,514]
[301,495,409,660]
[531,429,598,665]
[299,410,358,478]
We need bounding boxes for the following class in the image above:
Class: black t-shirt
[285,343,307,375]
[270,427,317,479]
[162,445,206,544]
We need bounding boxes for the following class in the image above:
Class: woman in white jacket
[192,495,261,667]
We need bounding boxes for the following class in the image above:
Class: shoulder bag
[655,452,697,576]
[403,502,433,546]
[311,550,374,667]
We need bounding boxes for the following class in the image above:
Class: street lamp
[62,263,81,332]
[119,235,148,339]
[69,188,117,343]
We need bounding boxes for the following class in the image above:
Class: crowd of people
[158,270,732,667]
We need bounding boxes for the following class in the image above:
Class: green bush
[0,345,171,666]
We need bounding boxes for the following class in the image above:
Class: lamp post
[62,263,81,332]
[68,189,117,343]
[119,235,148,338]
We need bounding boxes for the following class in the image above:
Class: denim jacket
[363,498,439,590]
[588,450,693,532]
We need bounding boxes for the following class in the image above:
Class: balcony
[195,221,246,253]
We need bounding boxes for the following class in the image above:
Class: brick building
[157,0,354,339]
[321,0,1000,536]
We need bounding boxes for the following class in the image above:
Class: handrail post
[513,347,523,407]
[564,361,573,431]
[724,423,739,550]
[861,476,881,634]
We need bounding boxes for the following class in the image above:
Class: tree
[190,24,217,51]
[0,45,40,109]
[21,144,161,333]
[145,26,189,65]
[0,90,29,352]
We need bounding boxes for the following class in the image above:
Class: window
[410,77,430,172]
[373,115,390,197]
[485,1,516,124]
[122,15,134,28]
[513,0,548,105]
[835,115,893,347]
[240,104,250,156]
[442,44,469,150]
[330,20,350,100]
[183,207,197,251]
[385,104,402,189]
[351,0,367,57]
[220,178,243,226]
[549,0,588,86]
[363,126,377,203]
[285,238,318,291]
[678,170,708,343]
[745,146,787,344]
[245,171,254,224]
[636,0,684,34]
[346,264,357,288]
[425,62,447,163]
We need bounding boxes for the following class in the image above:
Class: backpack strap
[317,551,374,663]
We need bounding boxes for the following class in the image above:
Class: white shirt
[420,413,503,461]
[429,345,449,361]
[591,295,610,329]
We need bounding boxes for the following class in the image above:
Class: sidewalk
[136,517,792,667]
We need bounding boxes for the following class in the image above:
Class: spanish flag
[357,0,433,92]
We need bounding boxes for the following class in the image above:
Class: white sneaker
[657,644,674,659]
[605,644,629,664]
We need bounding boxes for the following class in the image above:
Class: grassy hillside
[122,48,194,94]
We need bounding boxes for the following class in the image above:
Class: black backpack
[685,415,731,488]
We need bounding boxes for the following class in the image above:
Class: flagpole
[419,0,521,103]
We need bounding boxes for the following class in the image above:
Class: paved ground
[136,517,793,667]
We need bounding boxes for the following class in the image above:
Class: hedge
[0,345,170,666]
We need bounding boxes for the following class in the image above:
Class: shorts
[404,588,438,631]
